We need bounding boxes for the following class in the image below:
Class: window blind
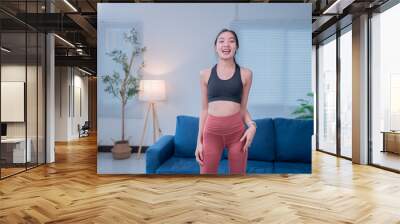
[232,22,311,117]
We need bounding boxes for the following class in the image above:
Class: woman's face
[215,31,237,60]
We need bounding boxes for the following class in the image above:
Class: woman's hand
[195,144,204,166]
[240,126,256,152]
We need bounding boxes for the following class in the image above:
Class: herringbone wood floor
[1,135,400,224]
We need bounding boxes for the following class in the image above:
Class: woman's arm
[197,109,207,145]
[239,68,256,152]
[197,69,210,146]
[195,69,210,166]
[240,68,255,128]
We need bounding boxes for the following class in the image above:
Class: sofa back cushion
[247,118,275,161]
[174,115,199,157]
[274,118,313,163]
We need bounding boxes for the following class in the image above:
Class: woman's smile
[222,49,231,55]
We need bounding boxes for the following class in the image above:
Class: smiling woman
[195,29,257,175]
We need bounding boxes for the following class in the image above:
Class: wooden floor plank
[0,134,400,223]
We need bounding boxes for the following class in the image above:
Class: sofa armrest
[146,135,175,174]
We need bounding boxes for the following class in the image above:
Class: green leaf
[102,26,145,102]
[292,92,314,119]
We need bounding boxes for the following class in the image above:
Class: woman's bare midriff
[208,101,241,117]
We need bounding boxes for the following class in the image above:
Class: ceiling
[0,0,390,75]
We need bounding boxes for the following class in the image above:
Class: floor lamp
[137,80,166,158]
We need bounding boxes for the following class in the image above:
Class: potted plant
[292,92,315,150]
[292,92,314,120]
[102,28,146,159]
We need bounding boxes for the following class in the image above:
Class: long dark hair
[214,28,239,64]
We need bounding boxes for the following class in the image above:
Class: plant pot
[111,140,131,160]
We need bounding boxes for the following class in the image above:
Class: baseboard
[98,145,149,153]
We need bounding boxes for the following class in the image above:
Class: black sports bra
[207,63,243,104]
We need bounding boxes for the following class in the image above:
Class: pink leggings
[200,111,247,175]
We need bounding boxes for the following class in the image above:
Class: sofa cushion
[174,115,199,158]
[218,160,274,174]
[247,118,275,161]
[156,157,229,175]
[222,119,275,161]
[274,118,313,163]
[156,157,199,174]
[218,159,229,174]
[246,160,274,173]
[274,162,311,174]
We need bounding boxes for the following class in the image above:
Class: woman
[195,28,257,175]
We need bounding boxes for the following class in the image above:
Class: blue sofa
[146,115,313,174]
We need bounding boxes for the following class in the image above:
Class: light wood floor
[1,167,26,178]
[1,163,45,178]
[1,135,400,224]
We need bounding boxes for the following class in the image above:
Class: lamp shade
[139,80,166,102]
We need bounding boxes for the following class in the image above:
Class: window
[371,3,400,171]
[317,35,337,154]
[340,26,352,158]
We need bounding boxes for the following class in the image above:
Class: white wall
[1,63,46,163]
[97,3,311,146]
[55,67,89,141]
[1,65,37,137]
[72,73,89,138]
[1,65,27,140]
[55,67,68,141]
